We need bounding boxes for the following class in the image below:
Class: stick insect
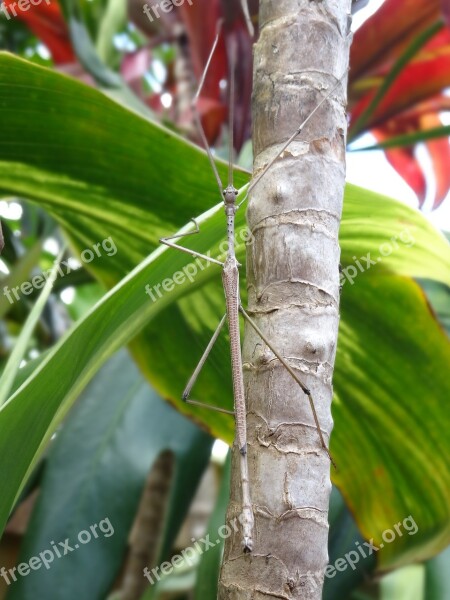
[161,4,346,553]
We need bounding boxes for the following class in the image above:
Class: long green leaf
[0,239,43,318]
[333,275,450,569]
[0,248,64,406]
[352,125,450,151]
[95,0,126,65]
[58,0,152,120]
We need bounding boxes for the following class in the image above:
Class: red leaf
[3,0,74,64]
[384,94,450,123]
[121,48,152,96]
[350,45,450,131]
[420,113,450,209]
[351,0,442,80]
[442,0,450,26]
[177,0,253,150]
[178,0,226,99]
[194,97,228,142]
[373,129,427,206]
[369,112,450,210]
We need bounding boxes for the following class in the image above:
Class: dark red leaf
[350,0,442,80]
[177,0,252,150]
[350,47,450,132]
[421,113,450,208]
[373,129,427,206]
[442,0,450,26]
[3,0,75,64]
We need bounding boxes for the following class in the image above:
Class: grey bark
[218,1,351,599]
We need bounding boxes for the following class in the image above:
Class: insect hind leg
[239,304,336,468]
[182,313,234,416]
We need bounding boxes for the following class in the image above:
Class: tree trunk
[218,1,351,598]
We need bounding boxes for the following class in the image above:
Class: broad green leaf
[0,52,248,286]
[0,53,450,572]
[6,349,212,600]
[339,186,449,284]
[333,275,450,569]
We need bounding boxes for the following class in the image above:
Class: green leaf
[352,125,450,151]
[95,0,126,65]
[333,275,450,570]
[339,185,449,285]
[0,53,449,573]
[0,52,248,286]
[58,0,139,121]
[0,239,43,318]
[6,349,212,600]
[0,248,64,406]
[0,199,235,535]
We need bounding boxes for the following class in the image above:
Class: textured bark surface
[218,1,351,598]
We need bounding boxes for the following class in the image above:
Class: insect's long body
[222,257,244,452]
[222,187,246,454]
[222,186,254,552]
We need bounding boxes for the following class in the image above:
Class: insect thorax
[223,185,238,214]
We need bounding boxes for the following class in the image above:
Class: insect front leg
[160,218,224,267]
